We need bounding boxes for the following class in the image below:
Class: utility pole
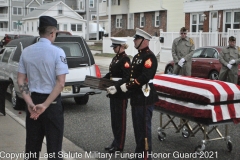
[96,0,99,40]
[86,0,89,40]
[108,0,111,37]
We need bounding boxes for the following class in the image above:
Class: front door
[211,12,218,32]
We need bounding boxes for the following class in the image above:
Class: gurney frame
[155,107,233,153]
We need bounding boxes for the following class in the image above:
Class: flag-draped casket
[153,74,240,123]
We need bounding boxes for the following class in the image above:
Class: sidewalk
[93,55,167,74]
[0,101,96,160]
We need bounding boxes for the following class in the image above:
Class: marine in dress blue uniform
[104,38,131,153]
[120,28,158,160]
[17,16,69,159]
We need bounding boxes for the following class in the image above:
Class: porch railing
[160,30,229,49]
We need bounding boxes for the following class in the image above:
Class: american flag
[153,74,240,122]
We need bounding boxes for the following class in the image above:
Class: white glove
[106,86,117,95]
[227,64,232,70]
[229,59,236,65]
[120,83,128,92]
[178,61,184,67]
[179,58,185,63]
[178,58,185,67]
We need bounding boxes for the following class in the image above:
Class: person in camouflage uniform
[172,27,195,76]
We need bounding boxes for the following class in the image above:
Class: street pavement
[0,55,166,160]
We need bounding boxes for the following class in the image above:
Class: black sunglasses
[180,32,187,35]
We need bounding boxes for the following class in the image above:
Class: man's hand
[28,105,39,120]
[34,104,47,116]
[178,58,185,67]
[229,59,236,65]
[178,61,184,67]
[120,83,128,92]
[106,86,117,94]
[227,64,232,70]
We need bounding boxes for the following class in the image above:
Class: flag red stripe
[154,75,221,102]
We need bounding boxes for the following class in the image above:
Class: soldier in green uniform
[219,36,240,84]
[172,27,195,76]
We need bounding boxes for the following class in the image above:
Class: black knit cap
[229,36,236,41]
[39,16,57,28]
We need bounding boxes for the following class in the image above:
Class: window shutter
[118,0,120,5]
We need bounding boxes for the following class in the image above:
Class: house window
[13,7,22,15]
[140,13,145,28]
[191,14,203,32]
[111,0,116,5]
[225,12,231,32]
[27,22,29,31]
[91,14,96,20]
[224,11,240,32]
[116,15,122,28]
[71,24,82,31]
[13,21,18,30]
[89,0,94,8]
[80,0,85,10]
[155,12,160,27]
[58,4,63,15]
[234,12,240,29]
[29,7,36,13]
[63,24,67,31]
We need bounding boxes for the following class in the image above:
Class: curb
[5,108,97,160]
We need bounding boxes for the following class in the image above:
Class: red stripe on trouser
[214,105,223,121]
[119,99,126,149]
[144,105,148,160]
[228,104,236,119]
[154,75,221,102]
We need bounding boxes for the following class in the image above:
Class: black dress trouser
[25,93,64,160]
[109,97,128,150]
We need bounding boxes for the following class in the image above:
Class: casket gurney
[153,74,240,152]
[83,75,117,91]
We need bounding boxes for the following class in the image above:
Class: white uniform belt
[130,78,153,83]
[111,77,122,81]
[149,79,153,83]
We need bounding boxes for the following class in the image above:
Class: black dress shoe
[108,147,123,153]
[105,145,113,151]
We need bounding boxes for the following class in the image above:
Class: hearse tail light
[95,64,101,78]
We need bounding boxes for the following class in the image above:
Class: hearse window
[54,43,83,57]
[2,48,15,63]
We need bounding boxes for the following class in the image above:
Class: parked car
[0,35,102,110]
[56,30,72,36]
[164,46,240,84]
[0,34,33,46]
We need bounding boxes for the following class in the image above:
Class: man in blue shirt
[17,16,68,159]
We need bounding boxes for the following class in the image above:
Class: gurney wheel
[158,132,166,141]
[227,141,232,152]
[182,128,190,138]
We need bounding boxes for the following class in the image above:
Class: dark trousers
[131,105,154,160]
[25,93,64,160]
[109,97,128,150]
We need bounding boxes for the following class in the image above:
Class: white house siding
[162,0,185,32]
[184,0,240,13]
[57,17,86,38]
[129,0,161,13]
[110,0,129,15]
